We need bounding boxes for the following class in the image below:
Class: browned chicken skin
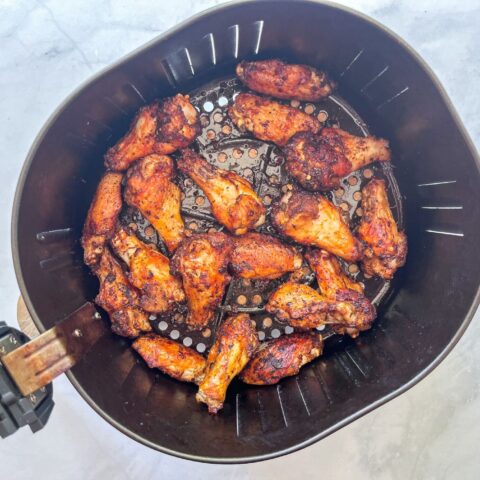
[266,282,375,332]
[132,334,206,384]
[230,232,303,280]
[178,149,266,235]
[272,190,363,262]
[228,93,320,146]
[305,249,375,337]
[171,233,233,330]
[95,248,152,338]
[236,59,336,101]
[240,332,323,385]
[82,172,123,269]
[196,313,259,413]
[285,128,391,191]
[104,94,200,171]
[124,154,185,252]
[357,179,407,280]
[111,226,185,313]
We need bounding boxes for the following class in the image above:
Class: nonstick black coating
[12,0,480,463]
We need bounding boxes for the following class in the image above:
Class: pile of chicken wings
[82,59,407,414]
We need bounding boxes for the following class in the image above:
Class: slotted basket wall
[12,0,480,463]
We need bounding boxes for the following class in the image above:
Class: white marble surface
[0,0,479,478]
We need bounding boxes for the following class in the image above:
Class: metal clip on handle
[0,301,104,438]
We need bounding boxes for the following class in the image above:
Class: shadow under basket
[12,0,480,463]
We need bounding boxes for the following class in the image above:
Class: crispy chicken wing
[178,149,266,234]
[196,313,259,413]
[95,248,152,338]
[230,232,303,280]
[240,332,323,385]
[305,249,375,337]
[236,59,336,101]
[104,94,200,171]
[357,179,407,280]
[228,93,320,146]
[171,233,233,330]
[124,154,185,252]
[266,282,374,332]
[111,226,185,313]
[132,334,206,384]
[272,190,363,262]
[284,128,390,191]
[82,172,123,268]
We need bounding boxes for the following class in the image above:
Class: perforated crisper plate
[119,75,404,352]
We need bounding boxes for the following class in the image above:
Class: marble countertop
[0,1,479,478]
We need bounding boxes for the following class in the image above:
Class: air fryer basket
[12,0,480,463]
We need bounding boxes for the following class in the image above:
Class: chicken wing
[124,154,185,252]
[196,313,259,413]
[240,332,323,385]
[82,172,123,268]
[357,179,407,280]
[132,334,206,384]
[272,190,363,262]
[284,128,390,191]
[236,59,336,101]
[104,94,200,171]
[230,232,303,280]
[111,226,185,313]
[228,93,321,146]
[178,149,266,234]
[171,232,233,330]
[95,248,152,338]
[305,249,375,337]
[266,282,374,332]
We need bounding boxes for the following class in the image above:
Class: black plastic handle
[0,322,54,438]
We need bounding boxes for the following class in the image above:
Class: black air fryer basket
[9,0,480,463]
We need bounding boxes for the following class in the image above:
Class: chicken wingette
[196,313,259,413]
[95,248,152,338]
[228,93,320,146]
[357,179,407,280]
[104,94,200,171]
[285,128,391,191]
[124,154,185,252]
[240,332,323,385]
[178,149,266,235]
[171,232,233,330]
[266,282,375,332]
[236,59,336,101]
[272,190,363,262]
[132,334,206,384]
[305,248,375,337]
[230,232,303,280]
[111,226,185,313]
[82,172,123,268]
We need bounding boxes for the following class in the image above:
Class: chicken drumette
[236,59,336,101]
[230,232,303,280]
[305,248,375,337]
[357,179,407,280]
[105,94,200,171]
[132,334,206,384]
[240,332,323,385]
[266,282,374,332]
[272,190,363,262]
[178,149,266,235]
[228,93,320,146]
[111,226,185,313]
[95,248,152,338]
[82,172,123,268]
[171,232,233,330]
[196,313,259,413]
[124,154,185,252]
